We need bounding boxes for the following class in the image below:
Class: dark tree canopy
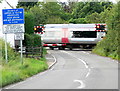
[16,0,38,9]
[72,1,113,19]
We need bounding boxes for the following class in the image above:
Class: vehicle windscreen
[72,31,97,38]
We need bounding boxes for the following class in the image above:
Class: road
[4,48,118,89]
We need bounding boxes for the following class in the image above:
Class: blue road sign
[2,8,24,24]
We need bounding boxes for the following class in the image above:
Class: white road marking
[85,68,91,78]
[61,50,91,88]
[74,80,85,89]
[61,51,89,69]
[78,58,89,68]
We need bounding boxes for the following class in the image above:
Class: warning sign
[3,24,24,34]
[2,8,24,24]
[15,33,24,40]
[2,8,25,34]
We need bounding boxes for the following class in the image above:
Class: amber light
[34,26,36,30]
[96,25,100,28]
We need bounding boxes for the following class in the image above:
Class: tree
[25,12,35,34]
[72,2,85,18]
[30,5,47,25]
[41,2,63,17]
[99,9,111,23]
[105,2,120,57]
[93,2,120,60]
[23,12,42,47]
[85,12,101,23]
[46,16,68,24]
[71,1,113,19]
[30,2,68,24]
[69,18,87,24]
[16,0,38,10]
[60,2,77,13]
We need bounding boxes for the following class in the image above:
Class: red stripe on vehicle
[62,28,69,43]
[62,38,69,43]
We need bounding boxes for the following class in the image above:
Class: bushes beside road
[92,2,120,61]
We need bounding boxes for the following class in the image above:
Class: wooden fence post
[41,46,43,58]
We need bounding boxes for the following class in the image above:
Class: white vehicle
[41,24,107,50]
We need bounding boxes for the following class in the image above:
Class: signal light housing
[34,25,44,34]
[96,24,106,30]
[95,24,106,32]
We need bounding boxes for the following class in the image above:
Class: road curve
[4,49,118,89]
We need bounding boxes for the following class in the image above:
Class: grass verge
[0,38,48,87]
[0,57,48,87]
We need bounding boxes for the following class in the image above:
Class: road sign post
[5,33,8,63]
[2,8,25,64]
[20,40,23,64]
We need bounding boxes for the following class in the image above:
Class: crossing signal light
[34,27,37,31]
[34,26,37,33]
[96,24,105,30]
[34,25,44,34]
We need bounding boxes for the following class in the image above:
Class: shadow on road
[46,47,92,51]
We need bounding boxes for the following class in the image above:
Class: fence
[14,46,43,59]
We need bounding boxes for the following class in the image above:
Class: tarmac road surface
[4,48,119,89]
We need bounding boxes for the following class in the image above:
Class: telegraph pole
[4,0,14,9]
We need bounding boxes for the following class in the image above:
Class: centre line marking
[61,51,91,79]
[61,51,89,69]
